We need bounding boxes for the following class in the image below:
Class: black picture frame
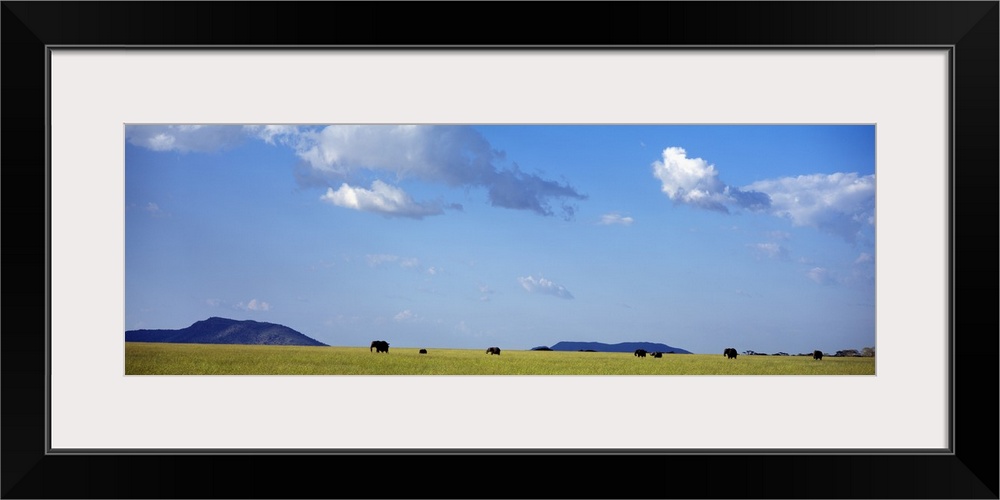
[3,2,997,498]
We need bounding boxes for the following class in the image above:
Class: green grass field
[125,342,875,375]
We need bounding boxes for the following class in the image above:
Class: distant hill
[549,341,692,354]
[125,317,327,346]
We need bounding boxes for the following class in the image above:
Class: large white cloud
[128,124,587,219]
[653,147,874,243]
[320,180,444,219]
[652,147,772,213]
[518,275,574,299]
[652,147,731,211]
[291,125,586,218]
[746,172,875,243]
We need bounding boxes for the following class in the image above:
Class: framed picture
[5,2,996,498]
[119,121,878,377]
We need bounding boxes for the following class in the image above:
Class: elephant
[634,349,647,358]
[370,340,389,353]
[813,350,823,360]
[486,347,501,356]
[724,348,738,359]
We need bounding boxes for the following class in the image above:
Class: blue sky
[124,124,876,354]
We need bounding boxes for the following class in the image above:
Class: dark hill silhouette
[125,317,327,346]
[549,341,691,354]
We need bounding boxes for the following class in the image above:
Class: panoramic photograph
[124,124,876,375]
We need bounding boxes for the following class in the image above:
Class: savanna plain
[125,343,875,375]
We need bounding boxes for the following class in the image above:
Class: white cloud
[320,180,444,219]
[243,125,301,145]
[806,267,834,285]
[748,242,789,260]
[848,253,876,286]
[652,147,874,244]
[131,201,172,219]
[652,147,773,213]
[247,299,270,311]
[129,124,587,219]
[518,275,574,299]
[235,298,271,311]
[652,147,732,212]
[599,213,634,226]
[394,309,415,322]
[294,125,586,218]
[126,125,246,153]
[746,172,875,243]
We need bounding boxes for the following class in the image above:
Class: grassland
[125,342,875,375]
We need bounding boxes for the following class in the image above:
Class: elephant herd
[369,342,827,360]
[637,347,827,360]
[723,347,825,360]
[633,349,664,358]
[368,342,500,356]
